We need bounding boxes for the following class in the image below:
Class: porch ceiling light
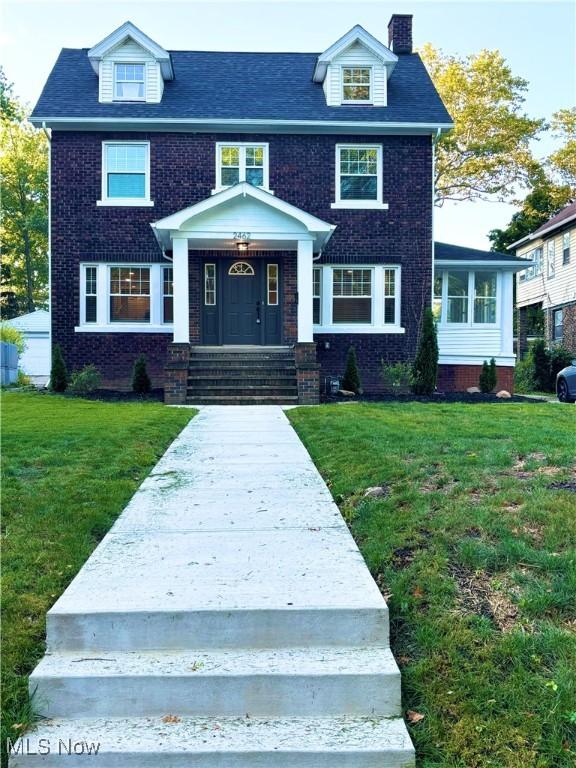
[236,241,249,252]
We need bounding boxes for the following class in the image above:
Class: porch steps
[186,346,299,405]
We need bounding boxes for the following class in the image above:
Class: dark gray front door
[222,259,261,344]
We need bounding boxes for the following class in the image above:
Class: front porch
[151,183,335,405]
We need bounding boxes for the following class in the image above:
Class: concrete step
[187,388,298,398]
[186,396,300,405]
[10,716,415,767]
[187,362,296,371]
[187,375,297,383]
[31,647,401,719]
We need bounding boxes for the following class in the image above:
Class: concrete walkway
[15,406,414,767]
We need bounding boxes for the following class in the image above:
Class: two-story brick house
[30,14,528,403]
[514,201,576,356]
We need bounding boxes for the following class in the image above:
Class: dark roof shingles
[532,201,576,236]
[31,49,452,124]
[434,242,525,262]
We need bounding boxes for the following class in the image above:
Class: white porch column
[172,236,189,343]
[297,239,314,343]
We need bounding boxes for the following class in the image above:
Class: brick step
[188,375,297,384]
[188,391,298,401]
[188,365,297,374]
[189,357,295,366]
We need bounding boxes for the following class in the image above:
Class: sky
[2,0,575,249]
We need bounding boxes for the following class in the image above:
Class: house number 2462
[233,232,251,240]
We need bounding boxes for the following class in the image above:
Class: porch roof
[151,183,336,254]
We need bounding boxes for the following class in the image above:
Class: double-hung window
[84,266,97,323]
[216,143,268,190]
[332,268,372,323]
[110,267,150,323]
[114,63,145,100]
[553,308,563,341]
[435,270,498,325]
[446,272,469,324]
[313,268,322,325]
[547,240,556,278]
[334,145,383,208]
[563,232,571,264]
[101,142,150,204]
[342,67,372,103]
[162,267,173,324]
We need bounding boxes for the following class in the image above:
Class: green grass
[288,402,576,768]
[1,393,193,764]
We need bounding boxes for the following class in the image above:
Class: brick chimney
[388,14,413,54]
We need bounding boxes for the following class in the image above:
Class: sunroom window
[474,272,497,324]
[332,268,372,323]
[342,67,371,102]
[446,272,469,324]
[110,267,150,323]
[114,63,145,100]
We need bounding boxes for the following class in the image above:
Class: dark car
[556,360,576,403]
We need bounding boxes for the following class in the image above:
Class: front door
[222,259,261,344]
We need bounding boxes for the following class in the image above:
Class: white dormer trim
[313,24,398,84]
[88,21,174,80]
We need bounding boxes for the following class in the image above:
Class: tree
[548,107,576,189]
[420,45,544,205]
[0,69,48,317]
[412,308,438,395]
[132,354,152,394]
[488,175,572,252]
[50,344,68,392]
[342,346,361,393]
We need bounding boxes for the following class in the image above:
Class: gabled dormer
[88,21,173,104]
[313,24,398,107]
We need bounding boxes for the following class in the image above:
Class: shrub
[0,324,26,355]
[479,358,498,393]
[16,369,31,387]
[342,346,361,393]
[132,354,151,394]
[69,364,102,395]
[412,308,438,395]
[514,355,536,394]
[382,361,413,394]
[531,339,550,391]
[549,346,574,384]
[50,344,68,392]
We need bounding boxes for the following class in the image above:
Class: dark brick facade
[51,131,432,390]
[437,364,515,394]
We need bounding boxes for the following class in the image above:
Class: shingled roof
[30,48,452,126]
[434,242,528,264]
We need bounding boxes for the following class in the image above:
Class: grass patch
[288,402,576,768]
[1,393,193,764]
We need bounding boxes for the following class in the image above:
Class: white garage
[7,309,51,384]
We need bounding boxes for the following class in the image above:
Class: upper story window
[216,143,269,191]
[562,232,571,265]
[333,145,384,210]
[519,247,543,282]
[114,63,145,100]
[99,142,151,206]
[342,67,372,103]
[547,240,555,278]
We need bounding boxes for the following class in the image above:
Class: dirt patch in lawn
[450,564,519,632]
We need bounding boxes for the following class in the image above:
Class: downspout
[431,128,441,306]
[42,122,52,370]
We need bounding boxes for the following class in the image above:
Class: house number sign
[233,232,251,240]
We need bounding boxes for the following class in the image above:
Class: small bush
[132,354,151,394]
[0,324,26,355]
[50,344,68,392]
[342,346,361,393]
[531,339,550,391]
[16,369,31,387]
[69,364,102,395]
[479,358,498,393]
[382,361,413,394]
[412,308,438,395]
[549,346,574,383]
[514,355,536,393]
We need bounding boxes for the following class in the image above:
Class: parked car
[556,360,576,402]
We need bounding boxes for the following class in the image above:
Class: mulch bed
[322,392,547,404]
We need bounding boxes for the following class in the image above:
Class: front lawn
[288,402,576,768]
[1,393,193,765]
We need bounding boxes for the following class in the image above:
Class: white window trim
[313,265,404,334]
[76,263,173,333]
[213,142,270,194]
[435,270,500,328]
[97,141,153,207]
[332,144,387,210]
[340,65,373,105]
[113,62,147,102]
[547,240,556,278]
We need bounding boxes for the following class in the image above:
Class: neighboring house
[30,14,528,403]
[5,309,51,382]
[512,201,576,356]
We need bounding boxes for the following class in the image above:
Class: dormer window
[114,63,145,100]
[342,67,372,103]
